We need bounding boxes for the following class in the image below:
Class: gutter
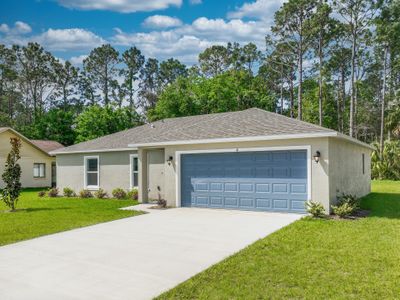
[49,147,138,155]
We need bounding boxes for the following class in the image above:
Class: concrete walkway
[0,207,302,300]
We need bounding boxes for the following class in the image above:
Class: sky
[0,0,284,66]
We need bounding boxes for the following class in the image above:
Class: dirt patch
[328,209,370,220]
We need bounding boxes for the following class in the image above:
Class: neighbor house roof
[30,140,64,154]
[0,127,64,156]
[51,108,373,155]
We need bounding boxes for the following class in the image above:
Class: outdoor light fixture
[167,156,174,165]
[313,151,321,163]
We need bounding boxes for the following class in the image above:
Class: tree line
[0,0,399,157]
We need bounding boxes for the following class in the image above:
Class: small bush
[112,188,127,199]
[94,188,108,199]
[157,198,167,208]
[79,189,93,198]
[337,193,359,211]
[38,190,46,198]
[332,203,354,218]
[63,187,75,197]
[47,188,59,197]
[306,200,326,218]
[127,189,138,200]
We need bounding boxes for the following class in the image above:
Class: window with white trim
[33,163,46,178]
[85,156,99,188]
[131,154,139,188]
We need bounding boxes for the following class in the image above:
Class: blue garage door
[181,150,308,213]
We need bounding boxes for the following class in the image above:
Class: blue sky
[0,0,283,65]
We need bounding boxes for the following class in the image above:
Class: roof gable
[0,127,63,156]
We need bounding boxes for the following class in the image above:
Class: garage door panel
[181,150,308,213]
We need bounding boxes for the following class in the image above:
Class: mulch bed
[327,209,370,220]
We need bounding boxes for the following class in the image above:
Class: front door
[147,149,165,201]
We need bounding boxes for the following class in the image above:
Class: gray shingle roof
[53,108,340,154]
[30,140,64,154]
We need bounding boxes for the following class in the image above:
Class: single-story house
[0,127,64,188]
[51,108,372,213]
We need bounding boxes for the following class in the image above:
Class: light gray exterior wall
[56,150,137,194]
[57,136,371,213]
[328,137,371,204]
[144,137,332,211]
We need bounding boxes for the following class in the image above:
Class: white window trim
[175,145,312,208]
[33,163,46,179]
[84,155,100,190]
[130,154,139,189]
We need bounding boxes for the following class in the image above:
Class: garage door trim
[175,145,312,208]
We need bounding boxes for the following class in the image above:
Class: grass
[0,188,141,246]
[157,180,400,299]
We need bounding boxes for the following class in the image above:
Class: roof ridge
[253,108,336,133]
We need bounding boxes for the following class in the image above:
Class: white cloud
[189,0,202,4]
[0,21,32,35]
[112,17,268,64]
[57,0,182,13]
[0,24,10,33]
[70,54,88,65]
[35,28,105,51]
[227,0,284,20]
[14,21,32,34]
[0,25,105,52]
[142,15,183,28]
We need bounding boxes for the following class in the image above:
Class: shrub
[1,137,22,211]
[157,198,167,208]
[337,193,359,211]
[371,140,400,180]
[127,189,138,200]
[94,188,108,199]
[332,203,354,218]
[306,200,326,218]
[112,188,127,199]
[79,189,93,198]
[38,190,46,198]
[47,188,59,197]
[63,187,75,197]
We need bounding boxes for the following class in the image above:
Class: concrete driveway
[0,206,302,300]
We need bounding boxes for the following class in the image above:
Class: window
[130,154,139,188]
[33,163,46,178]
[362,153,365,175]
[84,156,99,188]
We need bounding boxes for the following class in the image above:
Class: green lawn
[157,180,400,299]
[0,189,141,246]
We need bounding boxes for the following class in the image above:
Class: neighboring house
[0,127,64,188]
[51,108,372,213]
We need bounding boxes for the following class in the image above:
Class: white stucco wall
[0,131,54,188]
[56,150,137,194]
[328,137,372,204]
[56,136,372,213]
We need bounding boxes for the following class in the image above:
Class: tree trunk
[289,69,295,118]
[298,36,303,120]
[129,70,134,110]
[336,76,341,132]
[104,65,109,105]
[318,28,323,126]
[341,66,346,133]
[280,64,284,114]
[349,29,357,137]
[380,45,388,158]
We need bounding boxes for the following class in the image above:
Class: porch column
[138,148,148,203]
